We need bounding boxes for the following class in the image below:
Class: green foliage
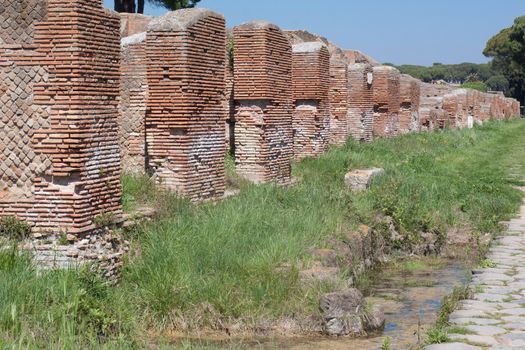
[93,212,117,227]
[393,62,493,84]
[4,120,525,347]
[461,81,489,92]
[425,285,472,344]
[147,0,201,10]
[426,326,450,344]
[484,15,525,102]
[0,216,31,241]
[485,74,510,92]
[477,258,496,268]
[0,245,135,348]
[380,337,392,350]
[121,120,525,328]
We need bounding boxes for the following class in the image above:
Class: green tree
[485,75,510,92]
[484,15,525,103]
[460,81,489,93]
[115,0,202,14]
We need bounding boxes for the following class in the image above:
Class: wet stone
[463,325,506,336]
[423,343,481,350]
[450,317,502,326]
[448,334,499,346]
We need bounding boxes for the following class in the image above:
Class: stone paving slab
[424,199,525,350]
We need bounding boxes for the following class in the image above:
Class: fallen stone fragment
[319,288,386,336]
[344,168,384,191]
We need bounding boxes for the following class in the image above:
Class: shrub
[0,216,31,241]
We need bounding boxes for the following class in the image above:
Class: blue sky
[103,0,525,66]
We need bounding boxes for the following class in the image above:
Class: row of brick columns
[0,3,522,240]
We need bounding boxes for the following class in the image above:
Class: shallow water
[174,260,470,350]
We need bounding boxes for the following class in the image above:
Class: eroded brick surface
[292,42,330,159]
[232,21,293,184]
[0,0,122,235]
[329,60,349,146]
[119,33,147,174]
[348,63,374,142]
[145,9,226,200]
[372,66,401,138]
[399,74,420,133]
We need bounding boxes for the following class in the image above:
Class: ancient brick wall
[120,13,152,37]
[145,9,226,200]
[292,42,330,159]
[224,32,235,153]
[0,0,122,234]
[348,63,374,142]
[372,66,401,138]
[119,33,147,174]
[442,92,458,129]
[232,21,293,184]
[399,74,420,133]
[328,60,349,146]
[419,83,452,131]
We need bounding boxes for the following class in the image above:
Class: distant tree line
[387,14,524,103]
[385,62,508,93]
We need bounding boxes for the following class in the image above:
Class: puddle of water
[172,260,470,350]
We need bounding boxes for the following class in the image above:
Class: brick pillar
[119,32,148,174]
[328,60,349,146]
[232,21,293,184]
[145,9,226,200]
[372,66,401,138]
[0,0,122,234]
[399,74,421,133]
[224,31,235,154]
[454,89,468,128]
[292,42,330,159]
[442,92,458,129]
[347,63,374,142]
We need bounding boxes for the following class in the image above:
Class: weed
[381,336,392,350]
[93,212,117,227]
[426,325,450,344]
[0,216,31,241]
[477,258,496,268]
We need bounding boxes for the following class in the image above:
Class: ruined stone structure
[232,21,293,184]
[145,9,226,200]
[329,60,350,146]
[442,92,459,129]
[372,66,401,138]
[292,42,330,158]
[399,75,421,133]
[419,83,453,131]
[119,33,148,174]
[347,63,374,142]
[0,0,122,234]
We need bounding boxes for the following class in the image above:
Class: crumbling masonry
[347,63,374,142]
[0,0,122,234]
[145,9,226,200]
[292,42,330,159]
[328,60,350,146]
[0,4,522,273]
[399,74,421,133]
[232,21,293,184]
[372,66,401,138]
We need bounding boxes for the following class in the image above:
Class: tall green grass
[2,120,525,348]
